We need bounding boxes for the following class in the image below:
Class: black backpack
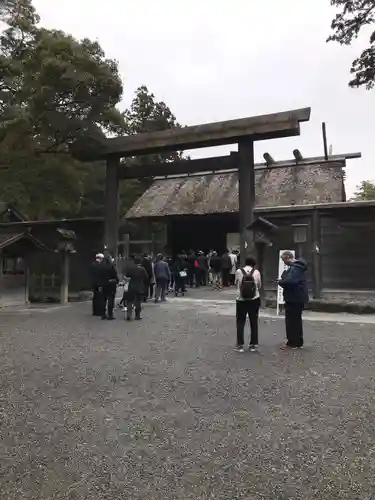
[240,268,256,299]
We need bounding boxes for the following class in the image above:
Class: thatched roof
[125,161,345,219]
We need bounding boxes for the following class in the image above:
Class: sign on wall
[226,233,240,252]
[277,249,295,315]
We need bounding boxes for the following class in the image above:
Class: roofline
[0,217,104,228]
[253,200,375,213]
[125,200,375,220]
[150,153,360,181]
[0,232,51,251]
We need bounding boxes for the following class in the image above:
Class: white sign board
[277,249,295,315]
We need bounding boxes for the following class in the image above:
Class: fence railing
[30,273,61,294]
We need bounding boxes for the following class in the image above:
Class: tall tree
[119,86,185,215]
[328,0,375,89]
[0,0,125,218]
[351,180,375,200]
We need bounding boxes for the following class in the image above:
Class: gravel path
[0,294,374,499]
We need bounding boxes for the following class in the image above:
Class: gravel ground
[0,293,375,500]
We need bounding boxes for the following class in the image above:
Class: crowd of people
[90,249,308,353]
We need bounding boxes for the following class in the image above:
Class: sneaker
[235,346,245,353]
[249,345,257,352]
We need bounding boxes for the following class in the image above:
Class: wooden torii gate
[73,107,311,261]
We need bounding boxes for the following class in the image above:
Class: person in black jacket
[221,250,232,287]
[126,255,148,320]
[101,256,119,320]
[278,251,309,349]
[209,251,222,289]
[90,253,105,316]
[172,254,187,296]
[142,254,153,301]
[186,250,196,288]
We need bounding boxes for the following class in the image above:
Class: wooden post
[311,209,322,298]
[238,138,255,266]
[60,252,69,304]
[105,156,120,259]
[256,242,266,302]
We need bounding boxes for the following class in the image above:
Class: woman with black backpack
[234,256,262,353]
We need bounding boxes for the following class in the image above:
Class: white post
[60,252,69,304]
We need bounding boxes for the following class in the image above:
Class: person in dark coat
[221,250,232,287]
[186,250,196,288]
[278,251,309,349]
[210,251,222,289]
[101,257,119,320]
[90,253,105,316]
[172,254,187,296]
[197,251,208,286]
[154,253,171,302]
[126,255,148,320]
[142,254,153,301]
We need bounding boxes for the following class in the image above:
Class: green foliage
[351,180,375,200]
[119,85,184,215]
[0,1,183,220]
[328,0,375,89]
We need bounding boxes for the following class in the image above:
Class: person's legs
[135,293,142,319]
[155,279,161,302]
[160,279,167,301]
[101,288,109,319]
[194,269,200,288]
[187,269,194,287]
[222,270,229,287]
[149,283,154,299]
[284,302,304,347]
[293,303,304,347]
[92,287,100,316]
[236,300,247,349]
[107,290,115,319]
[248,298,260,347]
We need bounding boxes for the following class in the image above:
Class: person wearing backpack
[235,256,262,353]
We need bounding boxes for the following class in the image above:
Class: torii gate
[73,107,311,262]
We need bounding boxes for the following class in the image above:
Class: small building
[0,205,104,306]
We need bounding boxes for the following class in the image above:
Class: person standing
[102,256,119,320]
[186,250,196,288]
[221,250,232,287]
[142,254,153,302]
[229,250,238,286]
[173,254,187,296]
[235,256,262,353]
[210,251,222,289]
[126,255,148,320]
[278,251,308,349]
[197,251,208,286]
[90,253,105,316]
[154,254,171,302]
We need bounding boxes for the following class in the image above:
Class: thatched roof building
[125,160,345,219]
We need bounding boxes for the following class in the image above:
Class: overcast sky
[33,0,373,196]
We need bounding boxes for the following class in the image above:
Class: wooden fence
[30,273,61,300]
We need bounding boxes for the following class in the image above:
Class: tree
[119,86,185,214]
[0,0,126,218]
[0,3,184,219]
[351,180,375,200]
[328,0,375,89]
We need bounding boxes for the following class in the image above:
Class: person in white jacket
[229,250,238,286]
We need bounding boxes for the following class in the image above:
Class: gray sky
[34,0,373,196]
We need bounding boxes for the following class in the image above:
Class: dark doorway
[168,214,238,255]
